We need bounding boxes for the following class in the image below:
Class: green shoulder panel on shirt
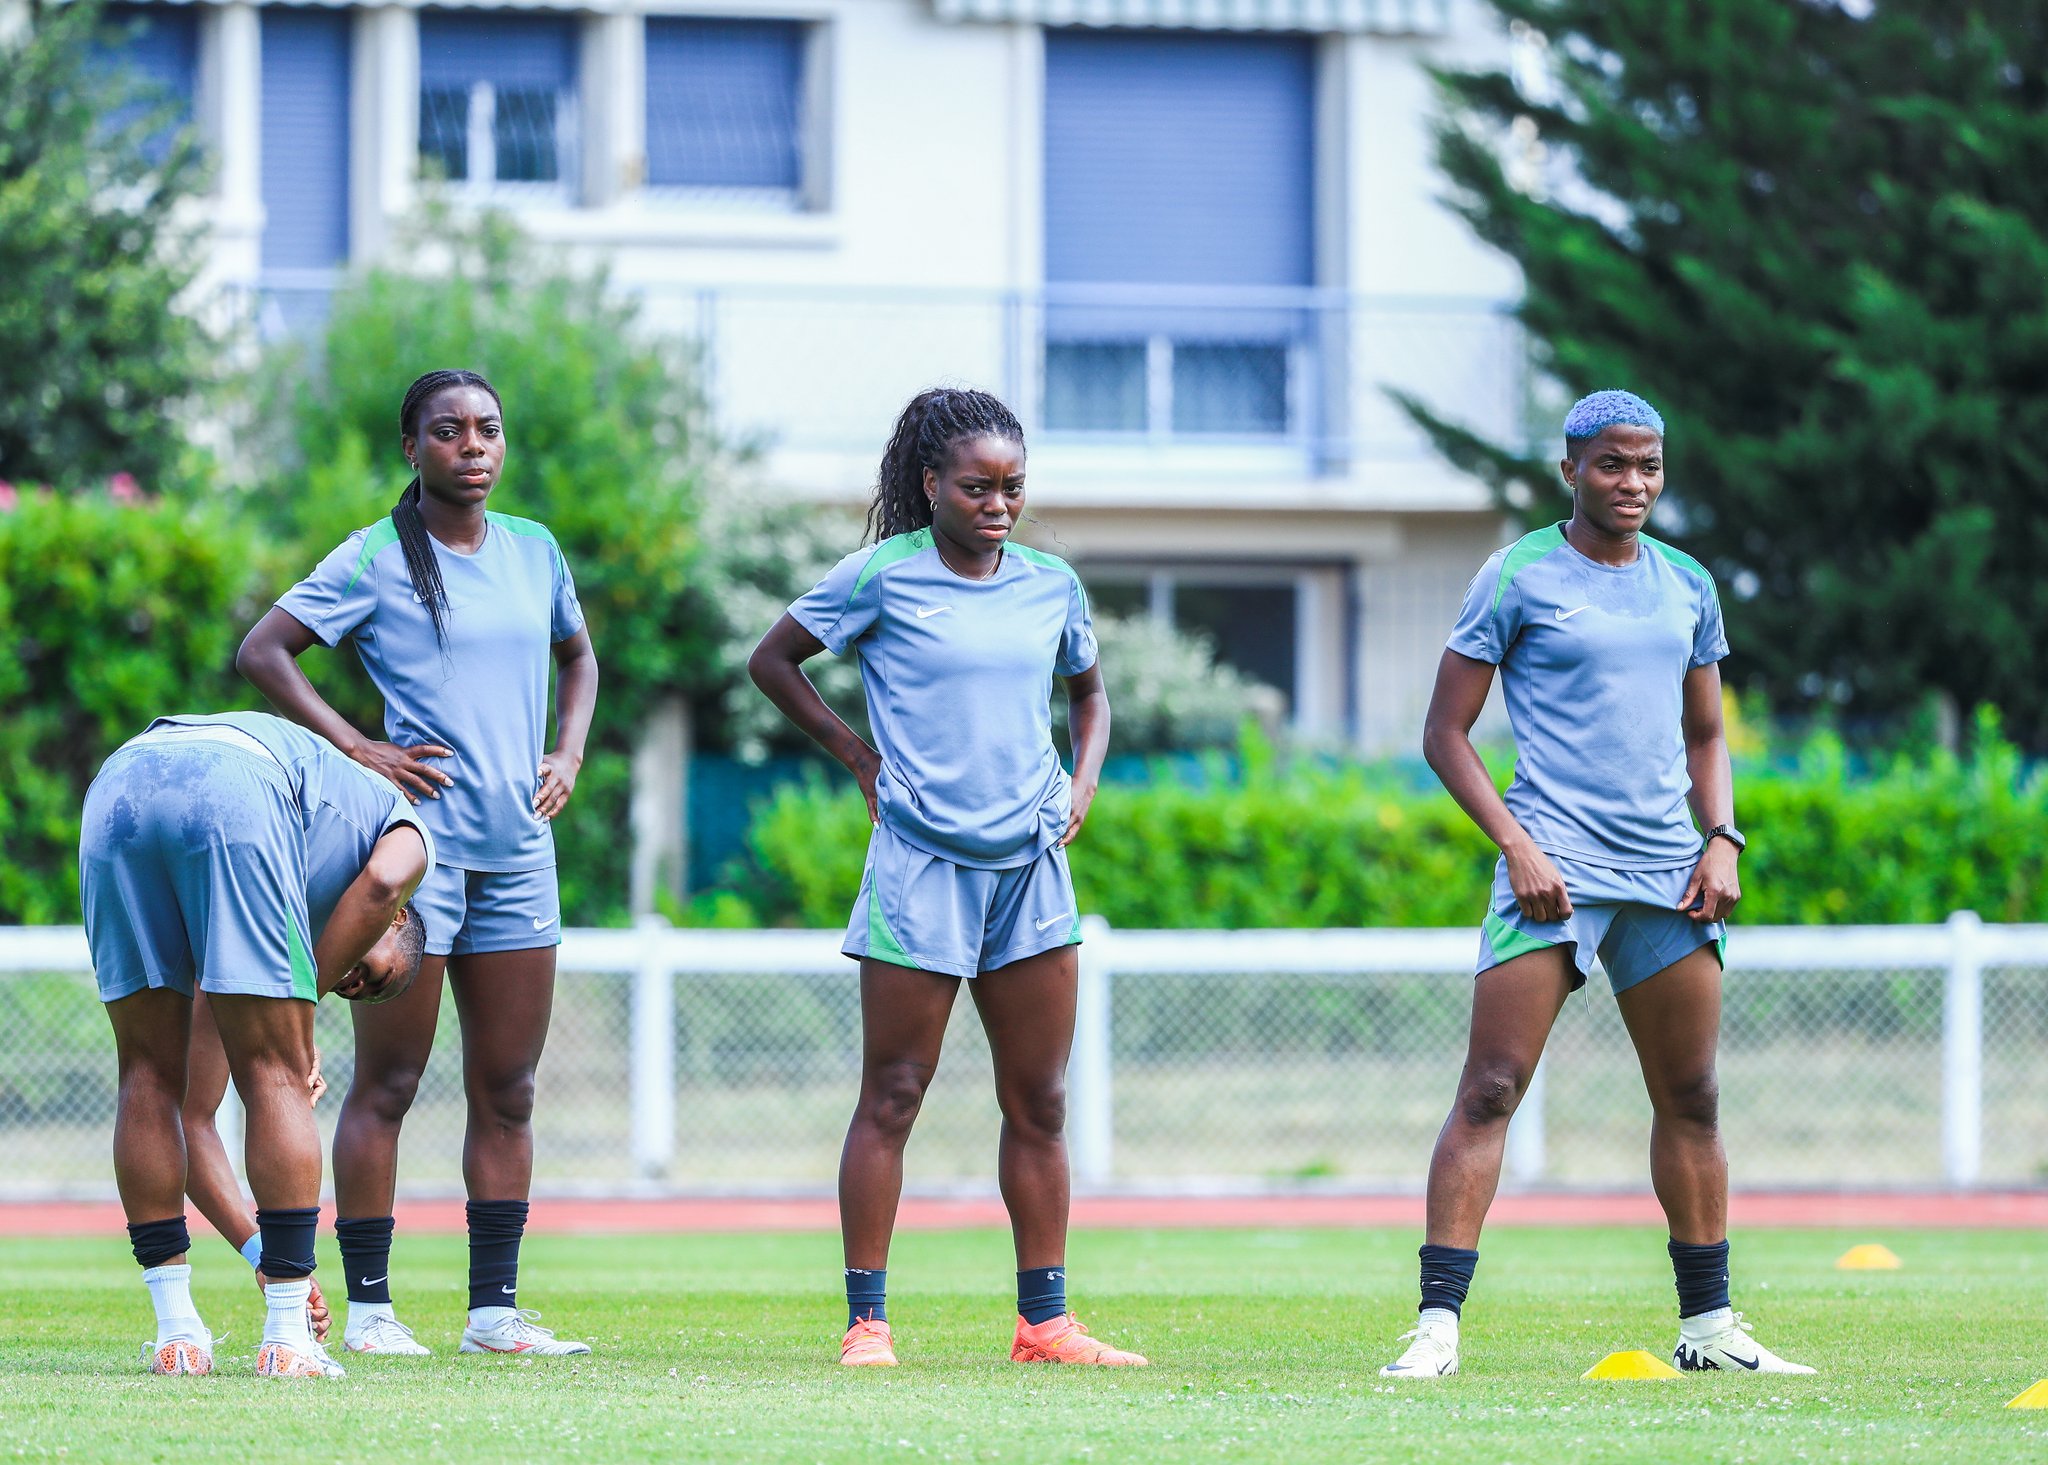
[1008,543,1089,614]
[849,529,932,603]
[1489,523,1568,614]
[1643,534,1715,586]
[342,519,401,593]
[486,511,564,567]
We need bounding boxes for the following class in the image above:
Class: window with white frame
[1089,569,1303,710]
[643,17,810,204]
[95,3,201,165]
[418,11,579,197]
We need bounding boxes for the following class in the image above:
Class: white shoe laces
[356,1314,420,1345]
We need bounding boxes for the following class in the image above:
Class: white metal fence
[3,915,2043,1199]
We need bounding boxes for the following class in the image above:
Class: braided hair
[394,369,501,646]
[867,387,1025,543]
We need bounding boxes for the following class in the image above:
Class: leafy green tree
[1406,2,2048,742]
[0,0,216,490]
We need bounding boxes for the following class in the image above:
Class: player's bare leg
[836,960,959,1364]
[1384,947,1574,1378]
[107,988,213,1374]
[211,992,342,1378]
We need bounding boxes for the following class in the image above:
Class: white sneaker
[256,1338,347,1379]
[1379,1316,1459,1378]
[345,1311,431,1356]
[460,1309,592,1356]
[140,1329,214,1376]
[1673,1310,1814,1375]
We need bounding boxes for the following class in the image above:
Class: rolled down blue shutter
[261,10,352,271]
[418,11,577,89]
[1045,32,1314,291]
[96,4,199,156]
[644,19,803,189]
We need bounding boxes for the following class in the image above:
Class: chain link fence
[3,920,2043,1199]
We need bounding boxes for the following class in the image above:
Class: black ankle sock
[1669,1238,1732,1318]
[1017,1267,1068,1326]
[256,1206,319,1280]
[1418,1243,1480,1317]
[336,1215,396,1304]
[845,1267,886,1328]
[467,1200,529,1310]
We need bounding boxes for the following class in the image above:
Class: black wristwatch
[1705,824,1746,853]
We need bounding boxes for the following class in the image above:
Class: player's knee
[1455,1061,1528,1128]
[472,1066,537,1128]
[858,1062,932,1140]
[998,1078,1066,1141]
[351,1061,427,1125]
[117,1055,184,1110]
[1659,1067,1720,1129]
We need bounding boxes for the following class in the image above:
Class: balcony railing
[240,277,1534,478]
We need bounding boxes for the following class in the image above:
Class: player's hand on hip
[851,747,882,826]
[535,750,581,820]
[1505,841,1573,923]
[1681,840,1741,922]
[1060,781,1097,847]
[353,740,454,805]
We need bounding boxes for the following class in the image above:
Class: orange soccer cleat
[142,1337,213,1376]
[1010,1313,1148,1366]
[840,1317,899,1366]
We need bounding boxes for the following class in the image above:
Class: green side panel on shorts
[1715,933,1728,967]
[1069,909,1083,944]
[343,520,401,593]
[1482,910,1559,965]
[1643,534,1714,584]
[1489,524,1567,614]
[1008,543,1088,615]
[865,886,918,970]
[286,913,317,1002]
[850,530,931,602]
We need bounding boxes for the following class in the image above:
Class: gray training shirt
[277,510,584,873]
[790,529,1098,869]
[145,711,436,934]
[1446,523,1729,871]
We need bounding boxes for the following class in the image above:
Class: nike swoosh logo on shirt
[532,916,557,931]
[1035,911,1071,931]
[1554,605,1593,621]
[915,605,952,619]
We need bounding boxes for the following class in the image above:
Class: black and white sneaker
[1379,1316,1459,1378]
[1673,1310,1814,1375]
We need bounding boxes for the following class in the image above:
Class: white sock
[1418,1306,1460,1339]
[263,1278,314,1348]
[1680,1306,1735,1339]
[468,1305,517,1331]
[347,1300,396,1332]
[142,1264,205,1345]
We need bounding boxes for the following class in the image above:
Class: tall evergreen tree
[1407,2,2048,743]
[0,0,214,490]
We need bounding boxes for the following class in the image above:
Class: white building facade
[98,0,1524,750]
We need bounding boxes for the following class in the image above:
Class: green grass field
[4,1226,2043,1463]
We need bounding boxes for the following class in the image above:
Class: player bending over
[82,711,432,1378]
[1381,391,1812,1380]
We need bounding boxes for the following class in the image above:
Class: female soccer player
[1380,390,1811,1380]
[238,369,599,1358]
[749,387,1142,1368]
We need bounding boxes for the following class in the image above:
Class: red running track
[3,1190,2043,1238]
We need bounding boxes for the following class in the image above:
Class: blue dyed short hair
[1563,390,1665,446]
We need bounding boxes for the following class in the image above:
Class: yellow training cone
[2007,1380,2048,1409]
[1836,1244,1903,1271]
[1583,1350,1684,1380]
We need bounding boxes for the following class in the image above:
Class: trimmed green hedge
[724,718,2048,929]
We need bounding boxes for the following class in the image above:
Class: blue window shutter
[644,19,803,189]
[260,10,352,271]
[96,4,199,155]
[418,11,577,90]
[1044,32,1314,289]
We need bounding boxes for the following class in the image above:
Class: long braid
[867,387,1025,543]
[393,368,501,647]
